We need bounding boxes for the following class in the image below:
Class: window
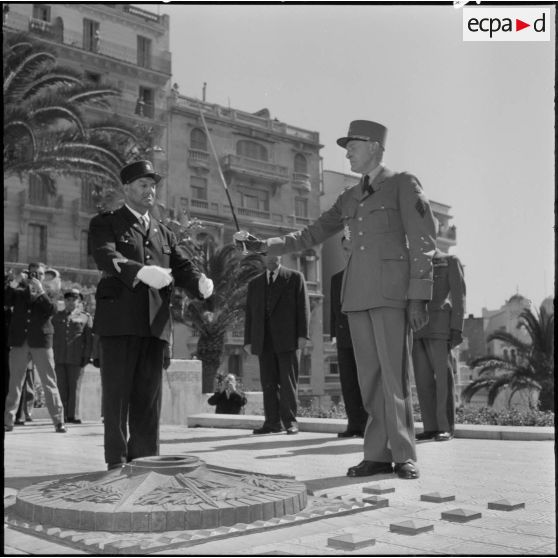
[28,224,47,263]
[228,354,241,378]
[236,140,267,161]
[33,4,51,21]
[190,176,207,201]
[190,128,207,151]
[503,348,509,361]
[28,175,48,206]
[295,197,308,218]
[329,361,339,375]
[300,354,312,376]
[136,86,154,118]
[83,19,100,52]
[81,177,97,211]
[239,187,269,211]
[294,153,308,174]
[85,71,101,84]
[137,35,152,68]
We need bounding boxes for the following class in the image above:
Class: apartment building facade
[3,3,171,277]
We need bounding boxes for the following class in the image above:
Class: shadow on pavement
[254,442,363,459]
[162,433,254,445]
[305,472,395,493]
[188,436,339,453]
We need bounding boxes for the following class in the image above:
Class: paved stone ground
[4,418,556,555]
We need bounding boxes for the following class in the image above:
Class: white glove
[136,266,173,289]
[198,273,214,299]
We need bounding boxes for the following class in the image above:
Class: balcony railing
[221,154,289,185]
[188,149,210,169]
[292,172,311,191]
[21,189,63,210]
[191,199,209,210]
[437,225,457,241]
[237,207,271,219]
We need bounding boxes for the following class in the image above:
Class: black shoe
[4,425,14,432]
[286,426,299,435]
[435,431,453,441]
[25,416,33,422]
[415,430,438,441]
[253,426,284,435]
[69,419,82,424]
[107,462,125,471]
[394,461,420,479]
[55,423,67,433]
[14,419,25,426]
[346,460,393,477]
[337,430,361,438]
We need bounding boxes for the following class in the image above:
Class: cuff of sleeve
[408,279,433,301]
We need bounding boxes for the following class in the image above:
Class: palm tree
[166,221,265,392]
[462,304,554,411]
[4,32,138,191]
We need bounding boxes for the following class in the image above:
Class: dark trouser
[100,336,165,465]
[412,338,455,433]
[16,364,35,421]
[337,346,367,432]
[55,363,84,420]
[258,350,299,430]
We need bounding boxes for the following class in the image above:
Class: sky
[150,2,554,317]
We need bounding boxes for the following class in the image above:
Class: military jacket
[414,251,466,340]
[268,167,437,311]
[52,309,93,365]
[4,284,56,348]
[88,205,202,342]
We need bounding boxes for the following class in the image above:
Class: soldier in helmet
[88,160,214,470]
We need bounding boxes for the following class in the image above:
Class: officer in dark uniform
[413,249,466,441]
[88,160,214,469]
[52,288,93,423]
[330,237,367,437]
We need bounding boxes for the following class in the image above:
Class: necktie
[268,271,274,286]
[139,215,149,233]
[362,174,372,196]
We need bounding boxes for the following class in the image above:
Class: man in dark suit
[52,288,93,423]
[88,160,214,469]
[4,262,66,433]
[244,255,310,435]
[413,249,466,442]
[331,238,367,438]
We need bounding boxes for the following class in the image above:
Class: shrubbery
[298,401,554,427]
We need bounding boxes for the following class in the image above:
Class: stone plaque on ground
[420,492,456,503]
[441,508,482,522]
[389,520,434,535]
[362,484,395,495]
[328,533,376,550]
[488,499,525,511]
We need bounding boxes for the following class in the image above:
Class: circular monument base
[15,455,307,532]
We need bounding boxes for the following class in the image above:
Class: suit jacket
[4,284,56,348]
[88,205,202,342]
[52,309,93,366]
[414,251,466,340]
[244,266,310,355]
[330,270,352,348]
[267,167,437,311]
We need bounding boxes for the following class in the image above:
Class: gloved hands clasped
[233,231,268,254]
[137,266,214,299]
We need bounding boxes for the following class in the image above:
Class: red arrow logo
[516,19,530,31]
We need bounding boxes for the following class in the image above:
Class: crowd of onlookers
[4,262,98,432]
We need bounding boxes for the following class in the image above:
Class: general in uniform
[89,160,213,469]
[235,120,437,479]
[52,288,93,423]
[413,249,466,441]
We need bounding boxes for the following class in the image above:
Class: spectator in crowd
[88,160,213,470]
[52,288,93,424]
[43,268,62,299]
[235,119,436,479]
[330,237,367,438]
[207,373,247,415]
[244,255,310,435]
[4,262,67,433]
[15,361,35,424]
[413,249,466,442]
